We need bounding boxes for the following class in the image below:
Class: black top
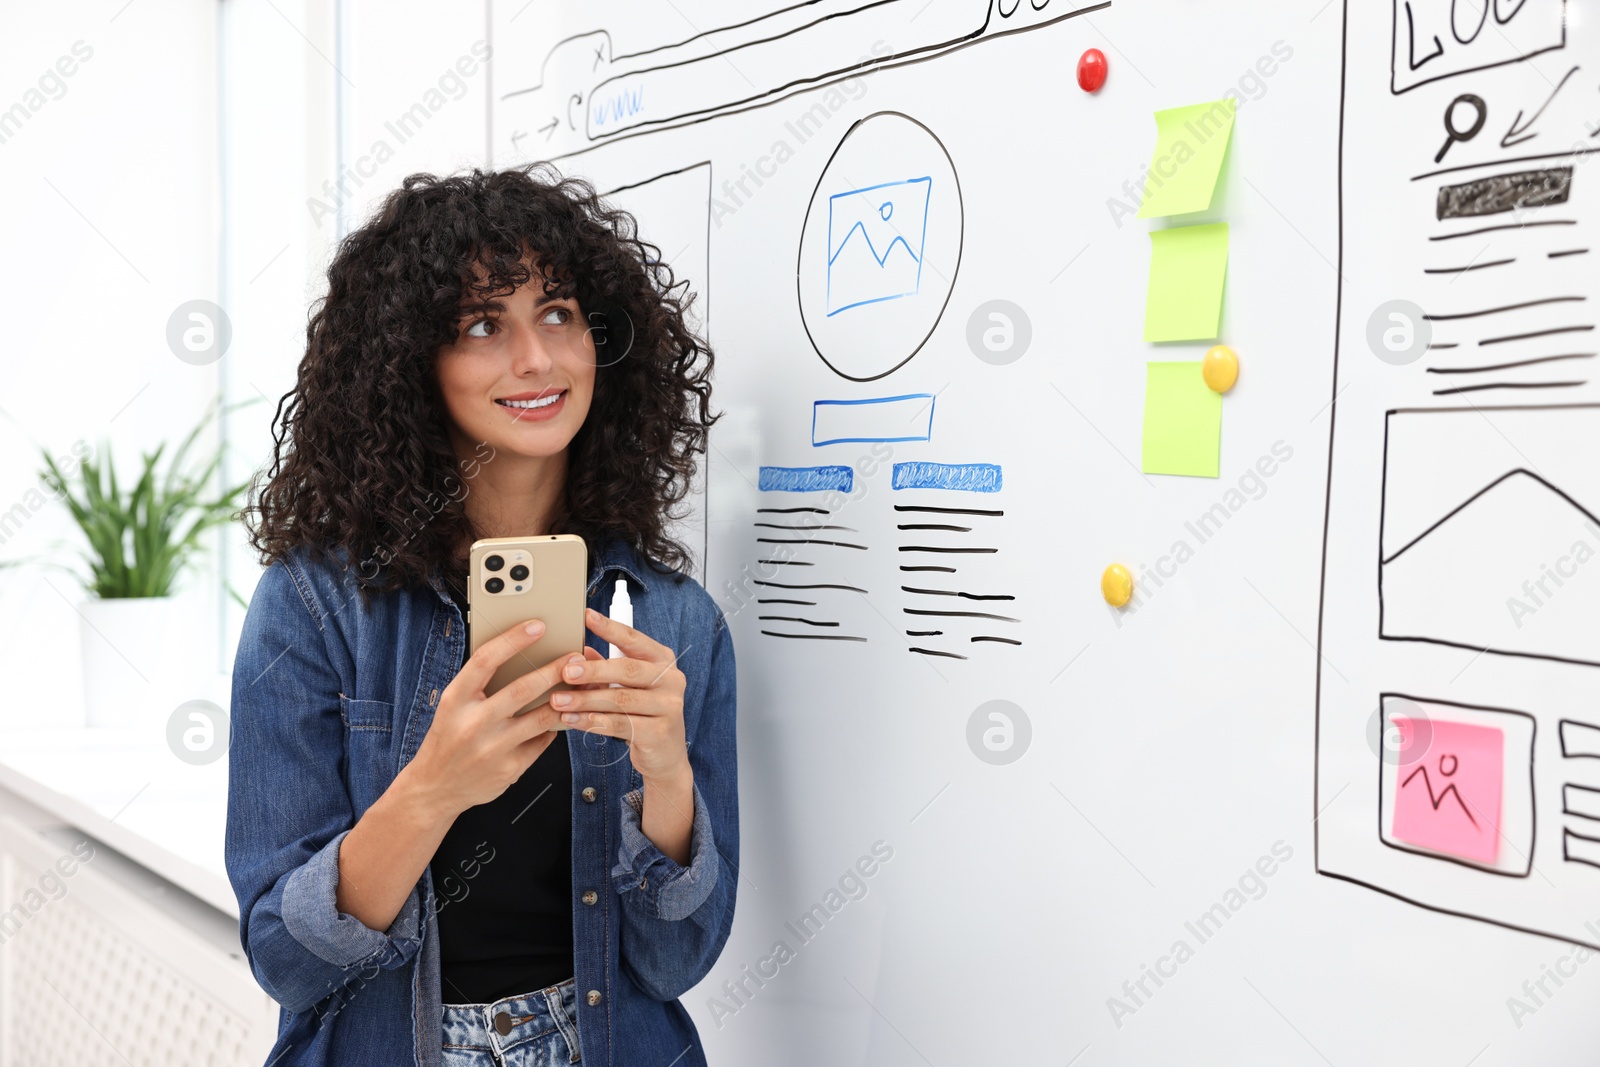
[433,575,575,1004]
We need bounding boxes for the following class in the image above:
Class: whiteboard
[491,2,1600,1062]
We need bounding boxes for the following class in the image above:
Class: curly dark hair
[241,163,716,606]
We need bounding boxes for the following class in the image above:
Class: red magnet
[1076,48,1108,93]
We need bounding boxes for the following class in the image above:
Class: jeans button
[493,1011,513,1036]
[586,989,602,1006]
[581,787,597,803]
[581,890,598,905]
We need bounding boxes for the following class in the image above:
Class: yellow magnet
[1101,563,1133,608]
[1202,344,1238,393]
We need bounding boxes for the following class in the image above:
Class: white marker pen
[608,576,631,659]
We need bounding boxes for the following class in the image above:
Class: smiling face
[434,261,598,467]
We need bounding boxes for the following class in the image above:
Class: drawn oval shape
[796,111,964,382]
[1452,0,1489,43]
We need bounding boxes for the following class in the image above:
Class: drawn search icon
[1435,94,1486,164]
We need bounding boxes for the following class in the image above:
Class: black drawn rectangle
[1560,719,1600,759]
[1563,827,1600,869]
[1562,783,1600,821]
[1391,0,1568,95]
[1436,168,1572,221]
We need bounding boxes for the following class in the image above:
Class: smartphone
[467,534,588,716]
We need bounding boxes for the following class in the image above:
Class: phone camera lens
[485,577,504,594]
[484,554,504,572]
[509,564,529,581]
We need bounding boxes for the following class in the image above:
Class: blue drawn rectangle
[891,462,1002,493]
[826,177,932,316]
[812,394,935,446]
[758,465,854,492]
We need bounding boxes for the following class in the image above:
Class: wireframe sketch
[1319,0,1600,950]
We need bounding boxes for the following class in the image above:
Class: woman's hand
[404,619,575,819]
[551,607,696,864]
[549,607,690,784]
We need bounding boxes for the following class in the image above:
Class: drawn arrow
[510,130,527,153]
[1502,65,1578,148]
[538,116,559,140]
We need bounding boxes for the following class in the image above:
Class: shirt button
[581,787,597,803]
[586,989,602,1007]
[581,890,598,906]
[493,1011,512,1036]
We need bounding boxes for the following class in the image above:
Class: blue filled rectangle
[891,462,1002,493]
[758,465,854,492]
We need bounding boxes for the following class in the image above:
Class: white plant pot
[79,595,180,729]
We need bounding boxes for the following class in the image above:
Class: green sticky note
[1142,361,1221,478]
[1137,99,1236,218]
[1144,223,1228,342]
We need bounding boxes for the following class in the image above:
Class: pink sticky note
[1392,717,1504,864]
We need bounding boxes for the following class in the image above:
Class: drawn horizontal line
[1428,219,1576,239]
[971,636,1022,645]
[898,546,998,553]
[1431,380,1585,396]
[910,646,967,660]
[1480,324,1593,345]
[1427,343,1460,349]
[906,629,943,637]
[756,537,868,549]
[756,558,813,566]
[753,580,867,592]
[901,585,1016,601]
[896,523,972,532]
[754,522,858,531]
[761,631,867,642]
[900,565,956,572]
[1550,248,1590,258]
[1427,353,1595,373]
[757,615,838,627]
[904,608,1021,622]
[1424,258,1514,274]
[757,506,829,514]
[757,598,816,605]
[894,505,1003,516]
[1423,296,1585,321]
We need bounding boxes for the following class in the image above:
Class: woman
[226,164,738,1067]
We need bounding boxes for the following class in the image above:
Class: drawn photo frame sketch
[796,111,963,382]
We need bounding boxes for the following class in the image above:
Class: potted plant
[30,403,252,728]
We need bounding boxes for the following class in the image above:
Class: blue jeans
[441,978,582,1066]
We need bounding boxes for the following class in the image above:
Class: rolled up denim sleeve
[611,598,739,1001]
[224,556,426,1015]
[611,779,719,921]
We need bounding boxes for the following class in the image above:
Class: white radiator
[0,815,278,1066]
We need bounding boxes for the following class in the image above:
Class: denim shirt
[223,533,738,1066]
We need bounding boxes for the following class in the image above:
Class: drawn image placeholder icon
[798,111,963,382]
[826,177,932,317]
[1391,717,1504,865]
